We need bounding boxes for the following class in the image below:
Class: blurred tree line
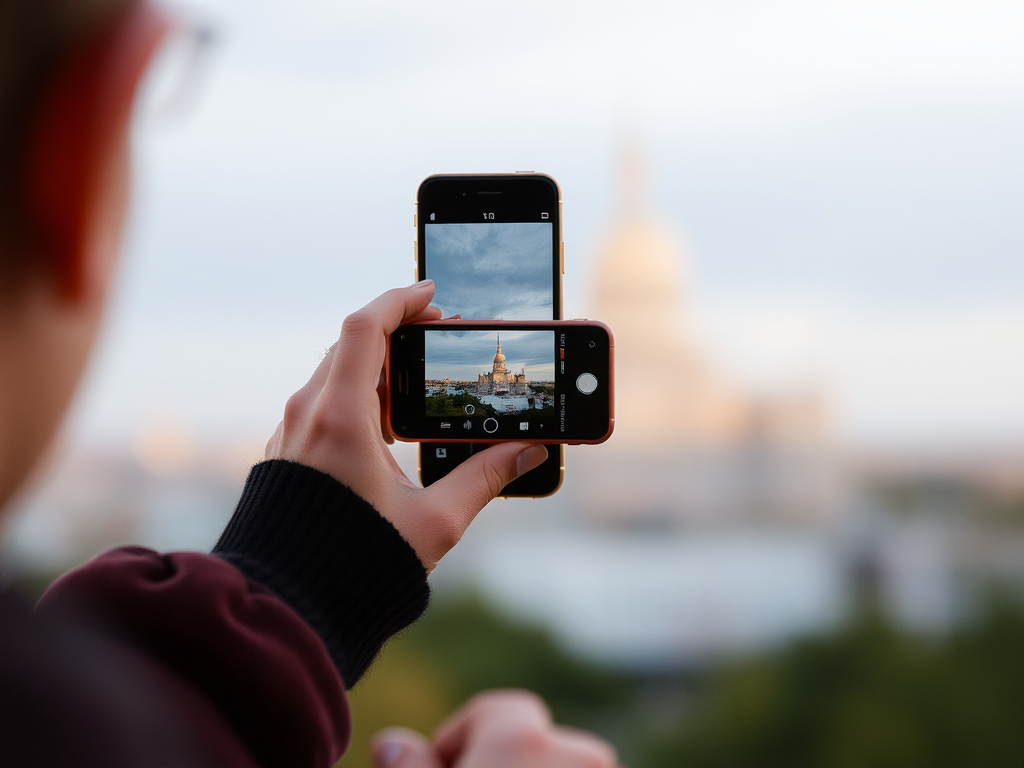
[340,593,1024,768]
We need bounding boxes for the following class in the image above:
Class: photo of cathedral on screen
[477,336,528,396]
[425,334,554,418]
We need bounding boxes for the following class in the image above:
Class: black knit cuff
[212,460,430,687]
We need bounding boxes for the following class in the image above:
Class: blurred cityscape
[7,149,1023,651]
[5,147,1024,764]
[6,152,1024,616]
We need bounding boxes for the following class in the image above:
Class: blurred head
[0,0,170,508]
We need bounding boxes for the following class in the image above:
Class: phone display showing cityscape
[389,321,613,445]
[425,330,556,434]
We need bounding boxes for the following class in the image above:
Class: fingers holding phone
[263,283,549,572]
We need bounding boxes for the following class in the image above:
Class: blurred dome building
[574,153,837,527]
[591,173,747,450]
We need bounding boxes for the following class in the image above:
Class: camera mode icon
[435,448,447,459]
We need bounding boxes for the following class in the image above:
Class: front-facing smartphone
[416,173,564,495]
[389,321,614,445]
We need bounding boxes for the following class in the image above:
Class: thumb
[372,727,442,768]
[427,442,549,518]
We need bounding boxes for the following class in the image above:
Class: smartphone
[389,320,613,445]
[415,173,565,494]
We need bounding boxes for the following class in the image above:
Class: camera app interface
[424,330,556,435]
[424,222,553,320]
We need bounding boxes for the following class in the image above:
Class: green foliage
[342,593,1024,768]
[643,600,1024,768]
[401,594,633,726]
[425,392,497,418]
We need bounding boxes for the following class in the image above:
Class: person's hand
[264,282,548,572]
[371,690,620,768]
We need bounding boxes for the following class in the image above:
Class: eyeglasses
[134,7,216,126]
[28,2,216,264]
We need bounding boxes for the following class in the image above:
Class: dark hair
[0,0,132,284]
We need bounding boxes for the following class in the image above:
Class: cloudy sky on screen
[425,330,555,382]
[66,0,1024,449]
[424,223,553,320]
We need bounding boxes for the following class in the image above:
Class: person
[0,1,620,767]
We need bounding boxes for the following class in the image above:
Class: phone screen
[425,222,554,320]
[426,329,557,431]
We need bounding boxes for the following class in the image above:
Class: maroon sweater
[0,460,430,767]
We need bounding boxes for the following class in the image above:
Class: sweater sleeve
[37,459,431,768]
[212,460,431,686]
[38,547,348,768]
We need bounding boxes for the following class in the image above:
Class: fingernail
[374,738,404,767]
[412,279,434,289]
[516,445,548,476]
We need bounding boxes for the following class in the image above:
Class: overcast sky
[60,0,1024,452]
[424,223,553,320]
[425,330,555,382]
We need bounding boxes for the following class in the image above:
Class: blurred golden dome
[589,152,746,448]
[593,214,686,327]
[577,149,833,527]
